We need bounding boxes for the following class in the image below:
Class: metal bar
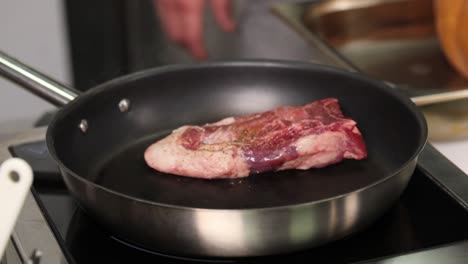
[11,232,31,264]
[411,89,468,106]
[0,51,79,107]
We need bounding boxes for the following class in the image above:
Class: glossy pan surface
[47,61,427,256]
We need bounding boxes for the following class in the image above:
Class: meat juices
[144,98,367,179]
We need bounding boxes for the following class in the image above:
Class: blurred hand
[154,0,236,60]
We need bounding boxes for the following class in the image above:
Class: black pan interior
[47,61,426,209]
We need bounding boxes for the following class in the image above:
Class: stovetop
[6,136,468,264]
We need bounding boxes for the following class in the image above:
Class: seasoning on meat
[144,98,367,179]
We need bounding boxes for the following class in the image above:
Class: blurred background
[1,0,69,134]
[0,0,319,133]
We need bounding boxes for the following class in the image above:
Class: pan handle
[411,89,468,107]
[0,50,80,107]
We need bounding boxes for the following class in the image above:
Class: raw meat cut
[144,98,367,179]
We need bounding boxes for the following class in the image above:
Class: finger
[180,0,207,60]
[154,0,184,42]
[210,0,235,32]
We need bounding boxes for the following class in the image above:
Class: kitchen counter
[432,141,468,174]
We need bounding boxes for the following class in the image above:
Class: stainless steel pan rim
[45,59,428,211]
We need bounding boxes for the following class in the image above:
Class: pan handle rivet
[79,119,88,133]
[118,98,131,112]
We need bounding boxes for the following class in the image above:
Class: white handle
[0,158,33,259]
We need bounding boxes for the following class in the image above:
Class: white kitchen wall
[0,0,70,134]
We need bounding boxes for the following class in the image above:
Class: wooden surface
[435,0,468,79]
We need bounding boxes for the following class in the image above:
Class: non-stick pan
[0,51,427,257]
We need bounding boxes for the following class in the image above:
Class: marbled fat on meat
[144,98,367,179]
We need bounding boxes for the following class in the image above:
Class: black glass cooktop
[9,141,468,264]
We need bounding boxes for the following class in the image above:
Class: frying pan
[0,51,427,257]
